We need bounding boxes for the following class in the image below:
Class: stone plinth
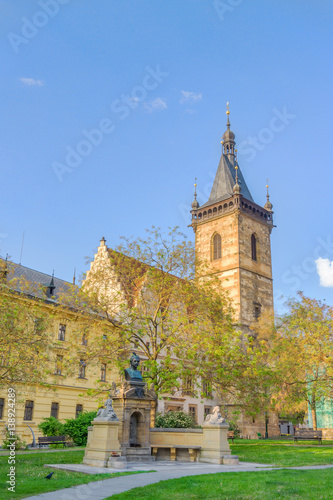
[199,422,231,464]
[83,420,121,468]
[111,380,156,462]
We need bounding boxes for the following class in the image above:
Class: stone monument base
[199,423,233,465]
[124,447,155,462]
[83,420,122,468]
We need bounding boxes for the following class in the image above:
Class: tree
[0,264,53,390]
[64,226,237,403]
[251,294,333,430]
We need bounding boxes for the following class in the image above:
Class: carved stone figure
[95,393,118,421]
[204,406,226,425]
[124,353,143,381]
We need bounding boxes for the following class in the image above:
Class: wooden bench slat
[38,435,67,447]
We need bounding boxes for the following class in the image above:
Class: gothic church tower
[190,105,274,332]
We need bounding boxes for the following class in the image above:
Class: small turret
[47,271,56,298]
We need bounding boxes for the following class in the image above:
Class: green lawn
[2,441,333,499]
[0,449,146,500]
[231,443,333,467]
[109,469,333,500]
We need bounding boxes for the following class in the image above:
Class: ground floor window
[24,400,34,421]
[75,404,83,418]
[204,406,212,418]
[189,405,198,424]
[50,402,59,419]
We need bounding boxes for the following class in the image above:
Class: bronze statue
[124,353,143,381]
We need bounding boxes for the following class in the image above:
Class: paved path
[24,461,333,500]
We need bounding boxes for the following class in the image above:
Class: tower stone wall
[191,108,274,333]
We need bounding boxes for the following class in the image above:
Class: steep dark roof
[1,259,73,302]
[201,153,253,208]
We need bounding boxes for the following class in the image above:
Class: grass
[2,440,333,499]
[109,469,333,499]
[230,442,333,467]
[0,449,147,500]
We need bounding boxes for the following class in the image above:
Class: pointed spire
[73,267,76,285]
[191,178,199,209]
[226,101,230,128]
[233,165,241,194]
[264,179,273,211]
[47,271,56,297]
[222,101,235,156]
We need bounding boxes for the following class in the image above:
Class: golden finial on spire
[192,177,199,209]
[264,178,273,211]
[233,164,241,194]
[226,101,230,128]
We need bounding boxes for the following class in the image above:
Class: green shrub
[155,411,197,429]
[2,429,27,450]
[38,416,65,437]
[63,411,97,446]
[228,420,241,438]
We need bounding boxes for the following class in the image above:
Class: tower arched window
[212,233,222,261]
[251,234,257,261]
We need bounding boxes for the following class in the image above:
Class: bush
[155,411,197,429]
[63,411,97,446]
[2,429,27,450]
[228,420,241,438]
[38,416,65,437]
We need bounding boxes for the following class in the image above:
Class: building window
[24,400,34,421]
[78,360,86,379]
[0,398,4,419]
[189,405,198,424]
[34,318,43,334]
[75,404,83,418]
[82,333,88,346]
[254,303,261,320]
[212,233,222,260]
[58,324,66,341]
[50,402,59,419]
[204,406,212,418]
[183,376,194,396]
[251,234,257,261]
[100,363,106,381]
[202,379,213,399]
[55,355,63,375]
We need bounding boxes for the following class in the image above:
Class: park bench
[294,429,322,444]
[151,444,201,462]
[227,431,235,443]
[38,436,67,448]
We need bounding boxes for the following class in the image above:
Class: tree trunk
[311,400,317,431]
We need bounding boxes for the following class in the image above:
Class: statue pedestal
[112,380,156,462]
[199,423,234,465]
[83,420,123,468]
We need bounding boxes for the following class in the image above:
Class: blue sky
[1,0,332,312]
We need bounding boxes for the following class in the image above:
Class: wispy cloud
[19,77,44,87]
[316,257,333,287]
[180,90,202,104]
[144,97,167,113]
